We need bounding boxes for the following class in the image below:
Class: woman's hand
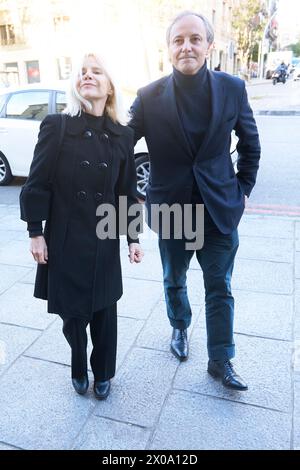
[128,243,144,264]
[30,236,48,264]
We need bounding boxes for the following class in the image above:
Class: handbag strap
[48,113,66,185]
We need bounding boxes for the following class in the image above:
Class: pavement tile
[0,230,25,245]
[294,380,300,449]
[232,258,293,294]
[238,236,293,263]
[0,264,31,295]
[174,329,292,412]
[295,281,300,343]
[0,356,95,450]
[0,442,20,450]
[0,214,25,232]
[0,240,35,268]
[136,301,202,351]
[26,315,144,372]
[73,416,150,450]
[121,249,163,282]
[150,390,291,450]
[0,323,40,377]
[296,252,300,279]
[238,217,294,239]
[233,290,293,340]
[117,277,163,320]
[186,269,206,305]
[18,268,36,285]
[0,283,54,330]
[94,348,178,427]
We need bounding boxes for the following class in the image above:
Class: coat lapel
[195,70,225,159]
[161,76,194,160]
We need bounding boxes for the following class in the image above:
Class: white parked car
[0,84,237,199]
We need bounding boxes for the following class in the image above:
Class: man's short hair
[166,11,214,46]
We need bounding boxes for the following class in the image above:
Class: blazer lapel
[195,70,225,159]
[161,76,194,160]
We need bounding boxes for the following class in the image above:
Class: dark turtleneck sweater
[173,62,211,204]
[27,112,105,237]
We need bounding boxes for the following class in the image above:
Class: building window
[57,57,72,80]
[212,9,216,27]
[222,2,226,22]
[53,15,70,32]
[26,60,40,84]
[1,62,19,87]
[0,24,15,45]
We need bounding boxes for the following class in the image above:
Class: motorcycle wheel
[273,78,277,85]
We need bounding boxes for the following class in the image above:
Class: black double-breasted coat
[20,113,139,321]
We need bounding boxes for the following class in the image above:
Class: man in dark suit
[129,11,260,390]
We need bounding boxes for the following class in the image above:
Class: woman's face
[76,56,112,104]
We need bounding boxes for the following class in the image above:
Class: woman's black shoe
[94,380,111,400]
[72,375,89,395]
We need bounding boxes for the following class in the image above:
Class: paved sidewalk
[0,204,299,450]
[246,77,300,115]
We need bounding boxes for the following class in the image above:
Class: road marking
[246,203,300,216]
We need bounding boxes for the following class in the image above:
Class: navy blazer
[129,70,261,234]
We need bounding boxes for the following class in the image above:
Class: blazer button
[77,190,87,200]
[80,160,90,168]
[83,130,92,138]
[94,192,103,202]
[98,162,108,170]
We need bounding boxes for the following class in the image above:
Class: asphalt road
[247,77,300,113]
[246,115,300,216]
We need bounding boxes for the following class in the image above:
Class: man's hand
[30,236,48,264]
[128,243,144,264]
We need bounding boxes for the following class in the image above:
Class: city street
[247,76,300,114]
[0,85,300,449]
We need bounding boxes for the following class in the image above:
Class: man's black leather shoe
[207,360,248,391]
[94,380,111,400]
[72,375,89,395]
[170,328,188,361]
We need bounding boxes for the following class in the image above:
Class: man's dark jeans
[158,209,239,361]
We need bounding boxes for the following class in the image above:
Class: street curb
[254,110,300,116]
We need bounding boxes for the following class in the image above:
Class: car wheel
[135,153,149,200]
[0,153,13,186]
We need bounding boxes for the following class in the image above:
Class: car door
[0,89,50,176]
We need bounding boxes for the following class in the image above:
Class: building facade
[0,0,241,90]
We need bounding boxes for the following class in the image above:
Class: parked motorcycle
[272,70,287,85]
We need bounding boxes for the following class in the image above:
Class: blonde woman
[20,52,143,399]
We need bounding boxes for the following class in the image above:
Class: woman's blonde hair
[64,52,128,124]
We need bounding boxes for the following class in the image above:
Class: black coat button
[98,162,108,169]
[94,192,103,202]
[83,130,92,138]
[101,133,109,141]
[77,190,87,200]
[80,160,90,168]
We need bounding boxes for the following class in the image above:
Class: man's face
[168,15,212,75]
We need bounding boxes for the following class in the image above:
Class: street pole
[259,10,278,79]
